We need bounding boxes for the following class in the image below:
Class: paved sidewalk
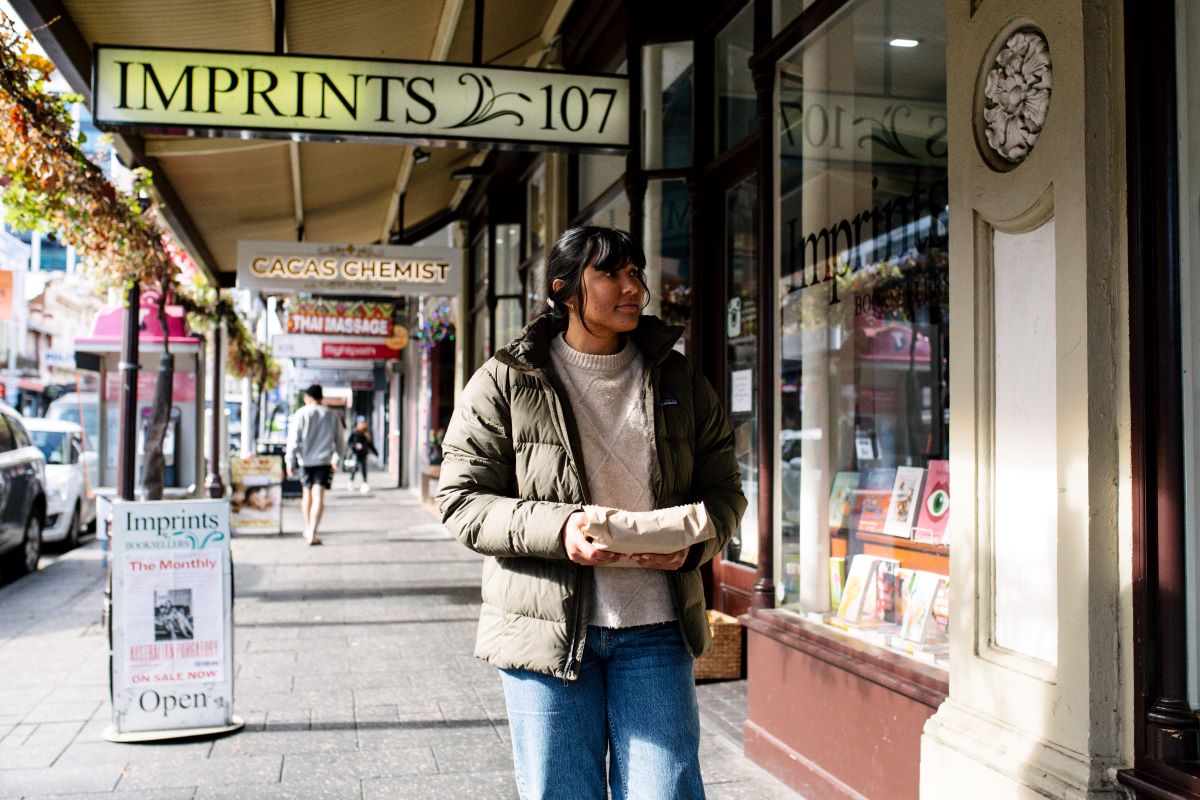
[0,480,801,799]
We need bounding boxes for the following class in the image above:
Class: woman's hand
[562,511,623,566]
[628,547,690,571]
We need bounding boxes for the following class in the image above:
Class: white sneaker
[360,483,370,494]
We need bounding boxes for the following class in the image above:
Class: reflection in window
[644,179,692,346]
[580,190,630,231]
[494,224,521,296]
[643,42,694,170]
[717,4,757,153]
[578,154,625,213]
[775,0,950,668]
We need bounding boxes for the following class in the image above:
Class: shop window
[774,0,819,34]
[523,162,549,320]
[644,178,692,347]
[494,224,523,348]
[469,233,489,372]
[726,175,759,565]
[716,4,757,153]
[526,162,547,259]
[578,154,625,215]
[580,189,630,231]
[643,42,694,170]
[775,0,950,668]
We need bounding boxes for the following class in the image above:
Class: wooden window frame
[1118,0,1200,795]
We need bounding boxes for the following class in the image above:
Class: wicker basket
[693,610,743,681]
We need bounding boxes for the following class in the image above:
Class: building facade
[447,0,1200,797]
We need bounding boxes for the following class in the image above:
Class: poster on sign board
[230,456,284,535]
[107,499,240,739]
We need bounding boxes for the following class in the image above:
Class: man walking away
[285,384,344,545]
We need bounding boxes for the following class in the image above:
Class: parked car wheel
[65,503,80,549]
[4,516,42,576]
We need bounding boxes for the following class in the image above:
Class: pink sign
[105,371,197,403]
[321,342,399,360]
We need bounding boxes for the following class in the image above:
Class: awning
[13,0,574,284]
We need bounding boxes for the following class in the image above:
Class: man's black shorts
[302,465,334,490]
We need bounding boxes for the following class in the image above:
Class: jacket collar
[495,314,684,372]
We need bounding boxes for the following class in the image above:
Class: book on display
[912,460,950,545]
[827,472,859,530]
[851,468,897,534]
[836,554,899,625]
[883,467,926,538]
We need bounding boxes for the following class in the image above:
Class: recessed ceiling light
[889,38,919,48]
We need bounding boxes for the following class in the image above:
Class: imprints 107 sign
[92,46,629,150]
[110,500,235,735]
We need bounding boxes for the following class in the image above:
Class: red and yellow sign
[285,300,394,337]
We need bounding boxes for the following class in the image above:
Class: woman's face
[564,261,644,338]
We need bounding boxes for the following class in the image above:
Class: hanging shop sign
[92,45,629,151]
[293,367,375,385]
[107,499,241,740]
[237,240,458,297]
[285,299,394,337]
[271,334,399,361]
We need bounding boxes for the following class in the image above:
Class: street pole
[205,323,226,498]
[116,282,140,501]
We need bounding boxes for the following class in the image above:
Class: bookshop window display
[774,0,950,668]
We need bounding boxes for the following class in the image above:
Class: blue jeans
[499,622,705,800]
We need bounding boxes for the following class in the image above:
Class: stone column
[920,2,1131,797]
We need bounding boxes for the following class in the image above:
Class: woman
[437,226,746,800]
[346,417,377,493]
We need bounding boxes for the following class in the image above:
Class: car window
[0,416,17,453]
[31,430,67,464]
[70,435,82,463]
[10,419,31,449]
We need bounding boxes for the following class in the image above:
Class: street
[0,480,800,799]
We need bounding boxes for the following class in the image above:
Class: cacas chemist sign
[92,45,629,151]
[237,240,459,297]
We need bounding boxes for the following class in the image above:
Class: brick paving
[0,479,802,799]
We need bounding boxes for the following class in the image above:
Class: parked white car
[24,419,96,548]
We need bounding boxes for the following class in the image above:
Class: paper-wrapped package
[583,503,714,567]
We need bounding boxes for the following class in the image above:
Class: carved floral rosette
[980,29,1052,166]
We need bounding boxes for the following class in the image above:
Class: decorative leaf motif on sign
[172,530,226,549]
[982,30,1052,164]
[446,73,530,129]
[856,105,916,159]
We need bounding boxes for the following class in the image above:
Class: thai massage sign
[286,299,394,337]
[92,45,629,150]
[237,240,459,296]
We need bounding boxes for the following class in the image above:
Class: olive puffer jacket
[436,314,747,680]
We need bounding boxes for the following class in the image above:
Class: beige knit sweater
[549,334,676,628]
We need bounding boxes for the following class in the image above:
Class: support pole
[205,323,226,498]
[116,283,140,501]
[472,0,484,65]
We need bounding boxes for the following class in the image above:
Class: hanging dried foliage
[0,12,278,391]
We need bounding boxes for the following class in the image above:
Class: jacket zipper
[539,368,591,683]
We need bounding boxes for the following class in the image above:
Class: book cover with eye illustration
[912,460,950,545]
[851,468,897,535]
[883,467,926,539]
[827,472,859,530]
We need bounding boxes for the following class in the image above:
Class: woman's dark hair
[545,226,648,330]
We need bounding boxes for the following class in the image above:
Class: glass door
[724,174,760,567]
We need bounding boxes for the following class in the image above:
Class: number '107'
[541,85,618,133]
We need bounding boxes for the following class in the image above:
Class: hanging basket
[694,610,743,681]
